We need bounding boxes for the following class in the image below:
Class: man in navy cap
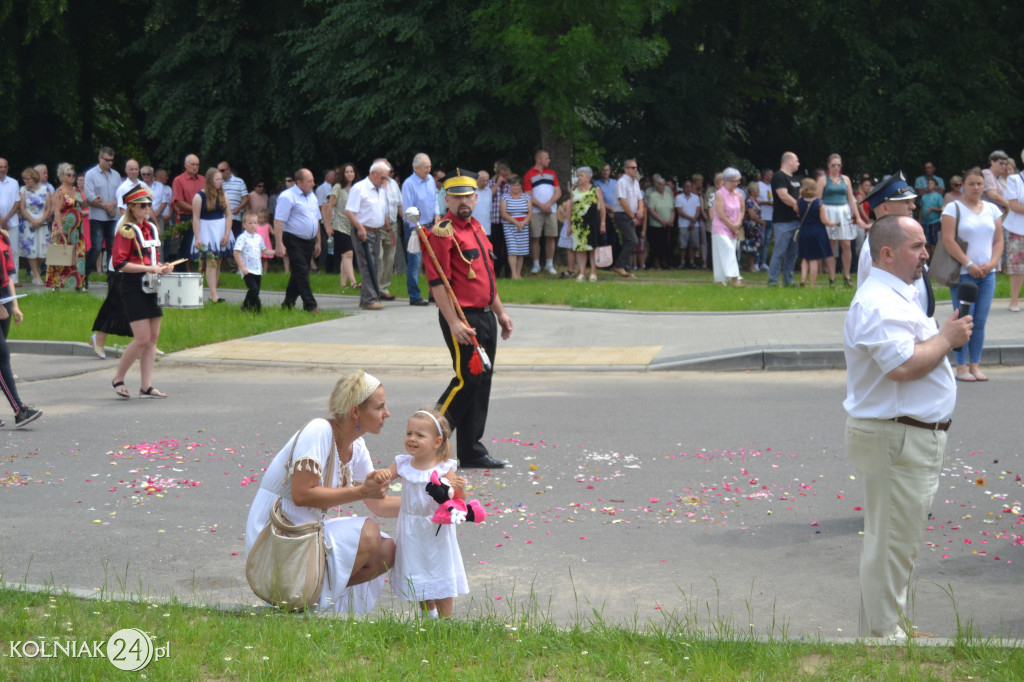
[424,169,514,468]
[857,171,933,316]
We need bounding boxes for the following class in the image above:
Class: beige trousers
[845,416,945,637]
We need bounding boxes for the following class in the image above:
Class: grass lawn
[1,586,1021,680]
[218,266,1003,313]
[8,290,341,353]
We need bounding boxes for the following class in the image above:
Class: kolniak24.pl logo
[7,628,170,671]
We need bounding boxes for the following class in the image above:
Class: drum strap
[129,222,161,266]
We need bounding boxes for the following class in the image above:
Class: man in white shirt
[674,180,701,269]
[218,160,249,238]
[116,159,150,215]
[377,159,403,302]
[345,160,390,310]
[315,169,335,208]
[843,214,972,640]
[612,159,644,278]
[471,171,492,234]
[145,167,165,227]
[0,159,20,280]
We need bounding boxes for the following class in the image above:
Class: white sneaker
[530,264,541,274]
[545,264,557,275]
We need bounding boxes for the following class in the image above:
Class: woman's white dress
[391,455,469,602]
[245,418,386,614]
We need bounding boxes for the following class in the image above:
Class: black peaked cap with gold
[443,168,478,196]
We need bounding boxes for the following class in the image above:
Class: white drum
[157,273,204,308]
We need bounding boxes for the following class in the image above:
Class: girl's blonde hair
[257,208,270,224]
[328,371,381,421]
[411,407,452,462]
[203,167,228,212]
[799,177,818,199]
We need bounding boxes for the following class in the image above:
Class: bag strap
[285,420,337,514]
[797,199,813,228]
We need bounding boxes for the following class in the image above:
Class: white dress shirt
[614,175,643,213]
[345,177,387,228]
[843,269,956,422]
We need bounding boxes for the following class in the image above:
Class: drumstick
[166,258,187,267]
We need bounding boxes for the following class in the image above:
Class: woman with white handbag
[245,371,399,613]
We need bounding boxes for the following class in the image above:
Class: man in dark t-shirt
[767,152,803,286]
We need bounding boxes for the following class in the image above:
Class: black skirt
[91,271,134,337]
[118,272,162,322]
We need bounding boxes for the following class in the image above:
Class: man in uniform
[857,171,933,316]
[843,214,972,639]
[424,169,513,469]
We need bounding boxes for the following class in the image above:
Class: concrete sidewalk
[159,287,1024,372]
[13,283,1024,373]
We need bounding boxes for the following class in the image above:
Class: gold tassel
[432,219,454,238]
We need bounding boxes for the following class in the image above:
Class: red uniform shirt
[0,231,14,289]
[112,221,159,270]
[424,212,496,309]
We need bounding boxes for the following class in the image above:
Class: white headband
[414,410,443,437]
[355,372,381,404]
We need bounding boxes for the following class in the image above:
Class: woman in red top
[110,187,174,399]
[0,227,42,427]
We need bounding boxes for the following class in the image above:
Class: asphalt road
[2,359,1022,638]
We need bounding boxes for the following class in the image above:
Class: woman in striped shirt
[500,176,532,280]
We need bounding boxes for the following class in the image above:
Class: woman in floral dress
[565,167,605,282]
[45,163,87,290]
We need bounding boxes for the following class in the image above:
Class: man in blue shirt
[274,168,321,313]
[400,153,436,306]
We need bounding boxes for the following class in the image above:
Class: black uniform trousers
[282,232,318,311]
[437,308,497,463]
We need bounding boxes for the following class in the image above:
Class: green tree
[472,0,676,185]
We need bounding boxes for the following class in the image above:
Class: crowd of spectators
[1,147,1019,300]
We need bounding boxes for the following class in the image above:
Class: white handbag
[245,423,335,611]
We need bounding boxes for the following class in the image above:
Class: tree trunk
[537,112,572,198]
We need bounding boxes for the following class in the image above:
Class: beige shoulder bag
[246,422,336,611]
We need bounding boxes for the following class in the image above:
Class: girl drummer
[110,187,174,399]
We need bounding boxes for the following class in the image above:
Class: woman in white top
[1003,149,1024,311]
[940,168,1003,382]
[245,371,399,613]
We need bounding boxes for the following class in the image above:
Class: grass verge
[9,290,341,353]
[1,585,1021,680]
[219,268,1007,313]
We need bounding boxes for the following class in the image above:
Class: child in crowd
[796,178,835,288]
[376,409,469,618]
[234,210,275,312]
[919,178,944,252]
[255,209,273,261]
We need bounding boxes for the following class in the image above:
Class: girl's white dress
[245,418,386,614]
[392,455,469,602]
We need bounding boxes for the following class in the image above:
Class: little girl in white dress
[379,408,469,618]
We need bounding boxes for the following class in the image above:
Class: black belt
[462,306,491,314]
[893,416,951,431]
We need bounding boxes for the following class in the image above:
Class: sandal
[112,380,130,399]
[955,374,977,382]
[139,386,167,399]
[971,372,989,382]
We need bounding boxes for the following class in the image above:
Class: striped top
[501,193,531,227]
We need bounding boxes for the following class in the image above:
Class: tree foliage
[0,0,1022,184]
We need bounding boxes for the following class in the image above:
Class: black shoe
[459,454,507,469]
[410,299,429,306]
[14,406,41,428]
[381,293,396,301]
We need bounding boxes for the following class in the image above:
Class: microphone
[954,281,978,352]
